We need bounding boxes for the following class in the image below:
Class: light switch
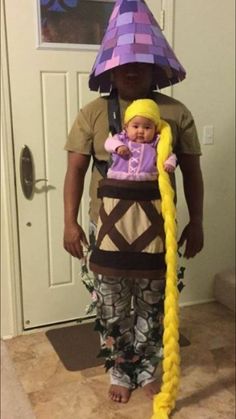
[203,125,214,145]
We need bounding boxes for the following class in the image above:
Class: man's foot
[108,385,131,403]
[142,380,160,399]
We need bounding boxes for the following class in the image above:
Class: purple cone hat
[89,0,186,92]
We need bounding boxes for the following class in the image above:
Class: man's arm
[178,154,204,258]
[63,151,91,259]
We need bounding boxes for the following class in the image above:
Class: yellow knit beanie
[124,99,161,129]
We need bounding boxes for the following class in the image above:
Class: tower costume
[66,1,200,417]
[89,0,186,92]
[87,2,185,415]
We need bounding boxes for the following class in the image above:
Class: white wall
[172,0,235,304]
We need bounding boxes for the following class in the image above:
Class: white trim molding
[1,0,23,337]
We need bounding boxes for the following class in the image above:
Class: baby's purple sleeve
[105,134,125,153]
[164,153,177,169]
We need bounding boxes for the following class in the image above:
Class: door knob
[20,145,48,199]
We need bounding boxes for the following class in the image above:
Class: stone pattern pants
[94,274,165,388]
[89,221,165,388]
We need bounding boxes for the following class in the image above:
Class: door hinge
[160,9,165,31]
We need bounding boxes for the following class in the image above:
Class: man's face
[112,63,154,100]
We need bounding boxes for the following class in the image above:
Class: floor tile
[4,302,235,419]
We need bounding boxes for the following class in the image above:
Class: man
[64,63,203,259]
[63,0,203,407]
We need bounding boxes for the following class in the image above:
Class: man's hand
[63,152,90,259]
[64,222,88,259]
[178,154,204,258]
[178,220,204,258]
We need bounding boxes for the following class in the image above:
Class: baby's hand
[164,163,175,173]
[116,145,130,156]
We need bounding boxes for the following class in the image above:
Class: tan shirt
[65,92,201,223]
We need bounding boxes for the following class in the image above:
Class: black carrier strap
[107,89,122,135]
[92,89,121,178]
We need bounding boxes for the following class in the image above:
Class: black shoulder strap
[107,89,122,135]
[92,89,121,177]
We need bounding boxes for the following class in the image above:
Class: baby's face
[125,116,156,143]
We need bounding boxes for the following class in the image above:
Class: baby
[105,98,176,181]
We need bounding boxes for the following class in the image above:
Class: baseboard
[179,298,216,308]
[1,335,15,340]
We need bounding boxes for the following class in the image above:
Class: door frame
[1,0,23,337]
[1,0,175,338]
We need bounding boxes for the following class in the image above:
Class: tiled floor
[4,302,236,419]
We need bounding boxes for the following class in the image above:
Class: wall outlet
[203,125,214,145]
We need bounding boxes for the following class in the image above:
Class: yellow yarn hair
[151,120,180,419]
[124,99,161,128]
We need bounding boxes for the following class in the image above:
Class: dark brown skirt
[89,178,166,279]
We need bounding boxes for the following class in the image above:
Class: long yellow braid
[152,120,180,419]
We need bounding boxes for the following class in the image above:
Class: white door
[5,0,165,329]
